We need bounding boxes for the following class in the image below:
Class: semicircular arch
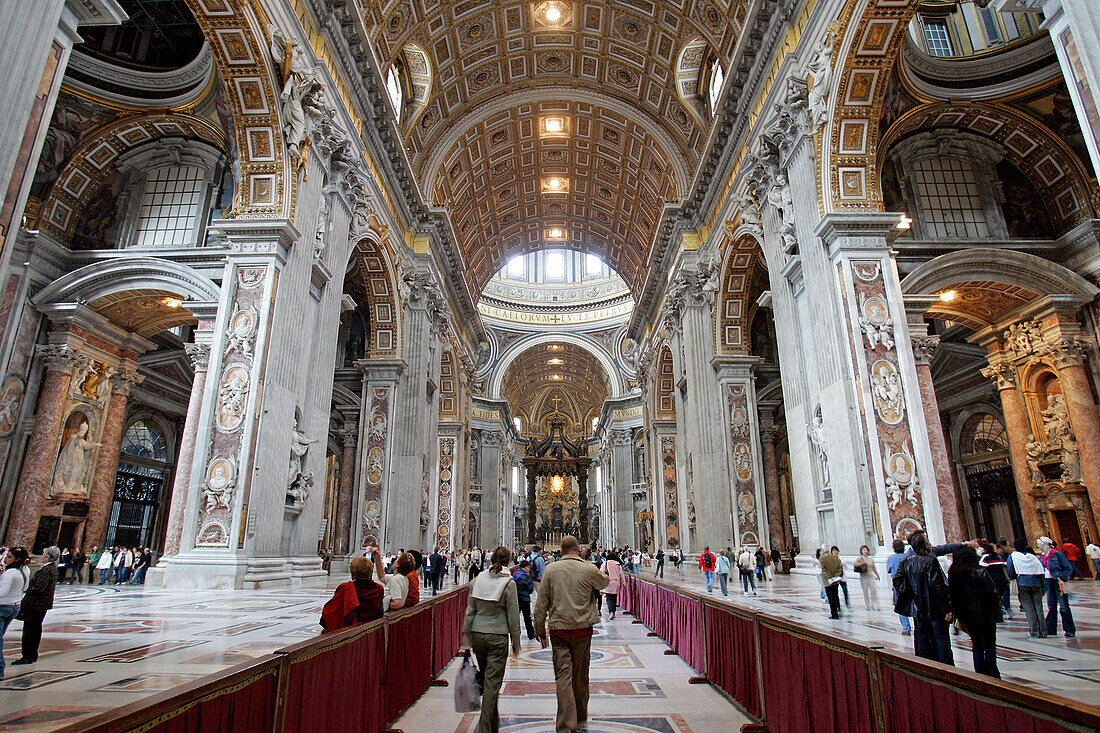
[488,332,623,400]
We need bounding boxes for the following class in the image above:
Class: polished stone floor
[394,615,749,733]
[651,562,1100,706]
[1,564,1098,732]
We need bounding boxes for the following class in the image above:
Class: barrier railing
[619,574,1100,732]
[54,585,469,733]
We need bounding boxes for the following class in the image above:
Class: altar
[521,419,592,545]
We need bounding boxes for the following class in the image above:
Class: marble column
[610,429,634,547]
[162,338,213,559]
[911,335,966,540]
[384,268,445,551]
[478,431,503,548]
[981,356,1043,540]
[334,420,356,556]
[760,423,785,548]
[3,344,84,546]
[82,364,141,549]
[525,468,537,544]
[1049,342,1100,521]
[354,359,402,552]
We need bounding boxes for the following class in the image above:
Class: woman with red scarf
[320,556,384,633]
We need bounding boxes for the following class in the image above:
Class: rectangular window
[585,253,602,276]
[910,157,990,238]
[135,166,205,248]
[544,250,565,280]
[924,20,953,57]
[979,9,1001,46]
[507,254,526,278]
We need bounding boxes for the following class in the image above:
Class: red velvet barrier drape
[383,605,435,723]
[146,664,280,733]
[282,626,386,733]
[881,664,1075,733]
[759,623,875,733]
[620,574,634,611]
[704,604,759,717]
[432,588,468,676]
[669,592,703,673]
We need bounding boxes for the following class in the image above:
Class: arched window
[120,420,169,462]
[959,413,1008,457]
[386,64,404,121]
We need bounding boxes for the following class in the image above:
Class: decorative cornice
[38,344,90,375]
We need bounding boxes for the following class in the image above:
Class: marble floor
[649,563,1100,706]
[1,566,1098,732]
[393,615,750,733]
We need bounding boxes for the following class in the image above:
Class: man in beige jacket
[534,536,610,733]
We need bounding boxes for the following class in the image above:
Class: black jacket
[893,553,950,622]
[948,566,1002,631]
[23,563,58,615]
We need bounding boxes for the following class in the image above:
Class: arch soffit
[881,102,1099,227]
[40,113,228,242]
[488,332,622,400]
[183,0,291,218]
[331,383,361,410]
[901,249,1100,300]
[654,342,676,421]
[351,224,402,359]
[716,233,763,356]
[34,257,221,307]
[825,0,924,212]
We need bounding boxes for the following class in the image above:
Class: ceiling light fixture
[939,290,957,303]
[545,118,563,132]
[548,227,565,238]
[547,344,563,351]
[548,358,564,365]
[545,4,562,22]
[548,177,562,189]
[160,297,183,308]
[550,374,563,380]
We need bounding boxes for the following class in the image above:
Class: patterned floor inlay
[93,673,208,692]
[455,714,693,732]
[501,678,666,698]
[0,671,92,690]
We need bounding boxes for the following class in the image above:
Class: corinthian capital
[185,343,212,372]
[1043,336,1093,369]
[980,363,1017,391]
[110,368,144,397]
[39,344,90,375]
[910,336,940,366]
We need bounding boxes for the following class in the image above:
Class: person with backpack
[698,546,717,593]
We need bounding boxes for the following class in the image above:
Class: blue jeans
[1045,578,1076,635]
[703,570,714,591]
[913,618,954,666]
[132,567,147,584]
[0,603,19,677]
[99,568,110,584]
[717,573,728,595]
[891,588,911,632]
[740,569,756,593]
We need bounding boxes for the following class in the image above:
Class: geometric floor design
[396,616,749,733]
[1,565,1098,732]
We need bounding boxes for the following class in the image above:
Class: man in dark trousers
[429,547,446,595]
[655,549,664,578]
[893,530,954,666]
[13,546,59,666]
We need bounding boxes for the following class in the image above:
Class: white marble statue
[269,25,318,163]
[287,416,316,492]
[51,422,99,496]
[1061,433,1082,483]
[806,25,838,128]
[1042,394,1071,444]
[809,411,831,488]
[1025,434,1045,486]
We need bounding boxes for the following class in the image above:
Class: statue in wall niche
[808,411,831,489]
[420,480,431,528]
[1061,433,1082,483]
[687,496,697,529]
[51,417,99,496]
[286,415,316,506]
[1042,394,1072,445]
[1025,434,1045,486]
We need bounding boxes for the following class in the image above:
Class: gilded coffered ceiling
[502,341,610,432]
[352,0,749,295]
[926,280,1040,331]
[90,289,198,337]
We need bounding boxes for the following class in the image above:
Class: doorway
[1051,508,1089,577]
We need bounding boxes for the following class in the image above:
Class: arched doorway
[107,418,174,549]
[956,412,1022,541]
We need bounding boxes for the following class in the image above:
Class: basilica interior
[1,0,1100,728]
